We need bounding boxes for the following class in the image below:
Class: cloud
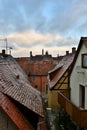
[0,0,86,57]
[39,0,87,34]
[0,0,87,36]
[6,30,78,57]
[7,30,78,48]
[0,0,47,34]
[7,30,62,47]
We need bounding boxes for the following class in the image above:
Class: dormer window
[82,54,87,68]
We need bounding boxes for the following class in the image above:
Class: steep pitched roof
[0,55,44,117]
[70,37,87,73]
[0,92,34,130]
[48,53,75,89]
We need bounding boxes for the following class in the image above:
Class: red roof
[0,57,44,117]
[0,92,34,130]
[48,53,75,89]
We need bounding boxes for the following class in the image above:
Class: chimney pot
[42,49,44,56]
[66,51,69,55]
[72,47,76,53]
[2,49,6,57]
[30,51,32,57]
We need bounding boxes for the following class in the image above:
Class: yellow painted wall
[48,89,60,110]
[48,71,69,110]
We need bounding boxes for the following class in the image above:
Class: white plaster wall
[70,44,87,108]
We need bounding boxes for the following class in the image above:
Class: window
[35,85,38,89]
[82,54,87,68]
[79,85,85,108]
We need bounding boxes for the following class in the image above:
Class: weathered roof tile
[0,92,34,130]
[0,56,44,117]
[49,53,75,89]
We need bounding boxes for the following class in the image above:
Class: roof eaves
[0,92,34,130]
[0,58,44,117]
[50,63,72,90]
[48,63,64,74]
[70,37,85,74]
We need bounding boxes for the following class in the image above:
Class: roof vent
[16,75,20,79]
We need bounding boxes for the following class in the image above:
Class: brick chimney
[45,51,48,55]
[42,49,44,56]
[72,47,76,53]
[2,49,6,57]
[30,51,32,57]
[66,51,69,55]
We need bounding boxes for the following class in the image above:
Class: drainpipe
[37,120,45,130]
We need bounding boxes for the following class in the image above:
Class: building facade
[0,51,45,130]
[58,37,87,130]
[16,51,61,93]
[48,50,75,110]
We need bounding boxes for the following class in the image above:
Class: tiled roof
[0,56,44,117]
[0,92,34,130]
[48,53,75,89]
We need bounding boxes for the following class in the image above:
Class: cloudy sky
[0,0,87,57]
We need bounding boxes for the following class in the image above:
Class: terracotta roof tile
[0,57,44,117]
[0,92,34,130]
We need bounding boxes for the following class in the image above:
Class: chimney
[42,49,44,56]
[45,51,48,55]
[30,51,32,57]
[2,49,6,57]
[72,47,76,53]
[66,51,69,55]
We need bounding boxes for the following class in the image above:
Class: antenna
[0,38,13,55]
[0,37,8,51]
[5,38,8,51]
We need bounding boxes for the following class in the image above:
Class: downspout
[37,120,45,130]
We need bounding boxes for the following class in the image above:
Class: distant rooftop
[48,52,75,89]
